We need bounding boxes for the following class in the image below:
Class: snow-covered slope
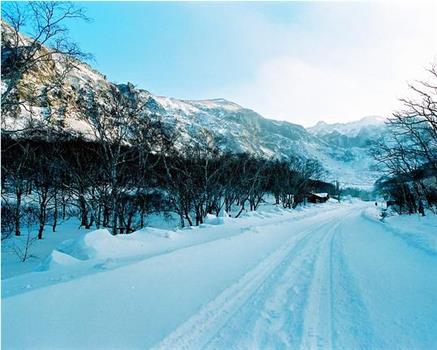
[305,117,390,187]
[150,94,315,159]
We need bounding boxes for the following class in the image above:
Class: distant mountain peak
[314,120,328,127]
[358,115,386,124]
[307,115,386,137]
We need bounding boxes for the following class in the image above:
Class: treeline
[1,134,329,239]
[372,66,437,214]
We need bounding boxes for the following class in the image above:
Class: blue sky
[68,2,311,98]
[20,2,437,126]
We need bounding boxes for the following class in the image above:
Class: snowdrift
[38,250,82,272]
[362,206,437,256]
[58,228,180,261]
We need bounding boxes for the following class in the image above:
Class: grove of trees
[1,129,330,240]
[372,66,437,214]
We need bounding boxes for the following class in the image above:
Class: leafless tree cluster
[162,146,326,226]
[1,133,164,239]
[2,127,328,238]
[268,159,325,208]
[75,83,173,235]
[372,66,437,214]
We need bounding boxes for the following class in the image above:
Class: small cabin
[308,192,330,204]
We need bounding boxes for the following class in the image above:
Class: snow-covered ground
[2,201,437,349]
[1,212,180,280]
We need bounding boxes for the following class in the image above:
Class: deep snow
[2,201,437,349]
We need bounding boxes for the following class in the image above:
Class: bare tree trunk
[79,195,89,228]
[86,212,94,229]
[37,204,46,240]
[111,194,118,235]
[184,208,193,226]
[52,194,58,232]
[14,187,22,236]
[235,200,246,218]
[140,207,145,229]
[95,204,102,229]
[103,205,110,227]
[62,195,67,220]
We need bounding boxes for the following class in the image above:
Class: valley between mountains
[3,10,437,350]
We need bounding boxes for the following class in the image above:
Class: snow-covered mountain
[308,116,386,138]
[1,22,385,188]
[305,117,389,188]
[307,116,388,149]
[147,95,315,159]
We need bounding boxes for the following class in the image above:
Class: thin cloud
[215,2,437,126]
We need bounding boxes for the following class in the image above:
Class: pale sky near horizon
[61,2,436,126]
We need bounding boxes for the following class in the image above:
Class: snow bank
[383,214,437,256]
[361,206,384,222]
[203,213,231,226]
[362,207,437,256]
[59,228,175,261]
[3,201,356,297]
[37,250,81,272]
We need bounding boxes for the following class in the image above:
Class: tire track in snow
[296,217,344,350]
[299,210,376,350]
[152,210,351,350]
[329,229,378,350]
[205,222,332,350]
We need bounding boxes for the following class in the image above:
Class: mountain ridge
[1,22,384,188]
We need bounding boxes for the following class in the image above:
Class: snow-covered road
[3,202,437,349]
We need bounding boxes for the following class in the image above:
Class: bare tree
[372,65,437,213]
[78,84,170,234]
[10,207,38,262]
[1,139,34,236]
